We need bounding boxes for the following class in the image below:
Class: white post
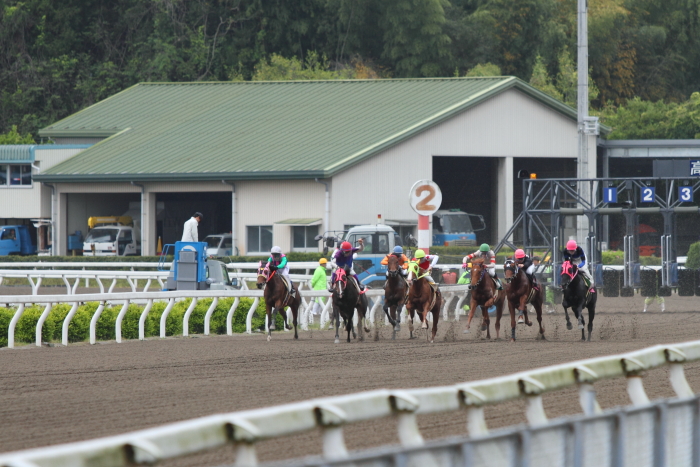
[182,298,199,337]
[669,363,694,398]
[115,300,130,343]
[36,302,52,346]
[466,406,488,436]
[245,297,260,334]
[89,301,106,345]
[61,302,80,346]
[138,299,154,340]
[525,395,548,426]
[234,444,258,467]
[396,412,424,446]
[159,298,176,338]
[578,383,601,415]
[226,298,240,335]
[626,375,651,406]
[204,297,219,335]
[8,303,25,348]
[322,426,348,460]
[497,156,514,242]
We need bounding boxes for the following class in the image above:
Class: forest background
[1,0,699,143]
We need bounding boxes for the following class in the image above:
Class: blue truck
[0,225,36,256]
[432,209,485,247]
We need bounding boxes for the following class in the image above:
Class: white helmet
[271,246,282,254]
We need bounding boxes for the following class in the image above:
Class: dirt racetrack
[2,295,700,466]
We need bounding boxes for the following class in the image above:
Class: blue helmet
[393,246,403,254]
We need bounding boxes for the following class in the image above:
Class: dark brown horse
[383,255,408,340]
[256,262,300,341]
[330,266,369,343]
[405,264,442,343]
[465,258,505,339]
[503,259,545,342]
[560,261,597,341]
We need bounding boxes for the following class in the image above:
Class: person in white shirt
[181,212,203,242]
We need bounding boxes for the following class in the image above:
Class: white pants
[278,265,292,293]
[525,264,535,275]
[577,264,593,286]
[311,297,325,315]
[487,267,496,277]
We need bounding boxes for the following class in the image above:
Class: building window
[0,164,31,186]
[247,225,272,254]
[292,225,319,252]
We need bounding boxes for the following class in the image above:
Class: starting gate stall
[496,177,700,296]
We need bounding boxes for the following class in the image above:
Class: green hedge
[687,242,700,269]
[0,298,283,347]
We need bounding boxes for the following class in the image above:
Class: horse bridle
[560,262,578,290]
[503,260,517,284]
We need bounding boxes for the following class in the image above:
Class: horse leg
[407,305,416,339]
[508,300,517,342]
[292,301,299,340]
[563,304,573,330]
[534,300,545,341]
[333,305,340,344]
[465,297,477,331]
[347,313,354,342]
[576,306,585,340]
[383,299,396,327]
[430,302,440,343]
[266,304,273,342]
[481,305,491,339]
[587,303,595,342]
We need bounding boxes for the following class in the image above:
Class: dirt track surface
[2,295,700,466]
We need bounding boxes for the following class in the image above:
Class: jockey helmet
[393,246,403,254]
[514,249,526,259]
[340,241,352,252]
[271,246,282,255]
[414,249,426,259]
[566,240,578,251]
[319,258,327,264]
[479,243,490,252]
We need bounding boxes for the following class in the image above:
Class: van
[432,209,485,247]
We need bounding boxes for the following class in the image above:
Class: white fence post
[8,303,25,349]
[61,302,80,346]
[159,298,176,338]
[138,299,154,341]
[627,375,651,406]
[204,297,219,335]
[182,298,198,337]
[115,300,130,343]
[226,298,240,336]
[89,301,106,345]
[245,298,260,334]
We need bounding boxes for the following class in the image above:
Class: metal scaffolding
[496,177,700,288]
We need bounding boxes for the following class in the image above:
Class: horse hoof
[510,338,516,343]
[526,321,533,327]
[463,329,470,334]
[394,324,401,332]
[430,340,434,344]
[285,324,292,330]
[334,338,340,344]
[480,324,487,331]
[270,324,276,331]
[267,335,271,342]
[421,323,428,329]
[566,323,573,330]
[578,324,584,330]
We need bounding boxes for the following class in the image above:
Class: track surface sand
[1,295,700,466]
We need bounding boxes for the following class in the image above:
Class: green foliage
[529,55,562,101]
[465,62,501,77]
[686,242,700,269]
[601,250,624,265]
[253,52,355,81]
[0,125,35,144]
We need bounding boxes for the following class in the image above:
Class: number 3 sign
[409,180,442,216]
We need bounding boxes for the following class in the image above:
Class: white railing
[1,285,471,348]
[1,340,697,467]
[0,269,315,295]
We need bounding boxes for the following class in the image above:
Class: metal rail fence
[0,341,698,467]
[0,285,471,348]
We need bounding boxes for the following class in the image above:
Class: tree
[252,52,355,81]
[529,56,562,101]
[0,125,35,144]
[466,62,501,77]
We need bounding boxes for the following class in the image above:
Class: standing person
[181,212,203,242]
[311,258,329,316]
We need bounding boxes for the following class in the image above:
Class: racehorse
[465,258,505,339]
[382,255,407,340]
[330,266,369,344]
[503,259,545,342]
[256,262,300,341]
[560,261,597,341]
[405,264,442,343]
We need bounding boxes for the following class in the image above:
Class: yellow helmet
[414,249,426,259]
[319,258,328,264]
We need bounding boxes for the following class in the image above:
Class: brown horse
[382,255,408,340]
[330,266,369,343]
[256,262,300,341]
[503,259,545,342]
[465,258,505,339]
[405,265,442,343]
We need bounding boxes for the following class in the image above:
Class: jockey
[381,245,409,276]
[562,240,595,293]
[266,246,295,297]
[409,249,439,284]
[463,243,502,290]
[514,249,538,290]
[329,238,365,292]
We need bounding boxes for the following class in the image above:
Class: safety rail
[1,285,471,348]
[0,269,315,295]
[1,340,698,467]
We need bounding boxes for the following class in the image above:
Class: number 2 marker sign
[409,180,442,216]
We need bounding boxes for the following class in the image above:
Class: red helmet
[566,240,577,250]
[514,249,526,259]
[341,241,352,252]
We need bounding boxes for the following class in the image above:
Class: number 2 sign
[640,186,655,203]
[409,180,443,216]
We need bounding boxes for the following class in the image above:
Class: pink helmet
[566,240,578,250]
[514,249,526,259]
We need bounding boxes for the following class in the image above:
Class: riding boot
[493,275,503,290]
[328,280,335,293]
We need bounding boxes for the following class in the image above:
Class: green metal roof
[0,145,34,163]
[36,77,594,182]
[275,218,322,225]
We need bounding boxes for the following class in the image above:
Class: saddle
[276,273,296,306]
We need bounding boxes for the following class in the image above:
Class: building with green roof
[30,76,598,255]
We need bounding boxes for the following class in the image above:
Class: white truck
[83,216,141,256]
